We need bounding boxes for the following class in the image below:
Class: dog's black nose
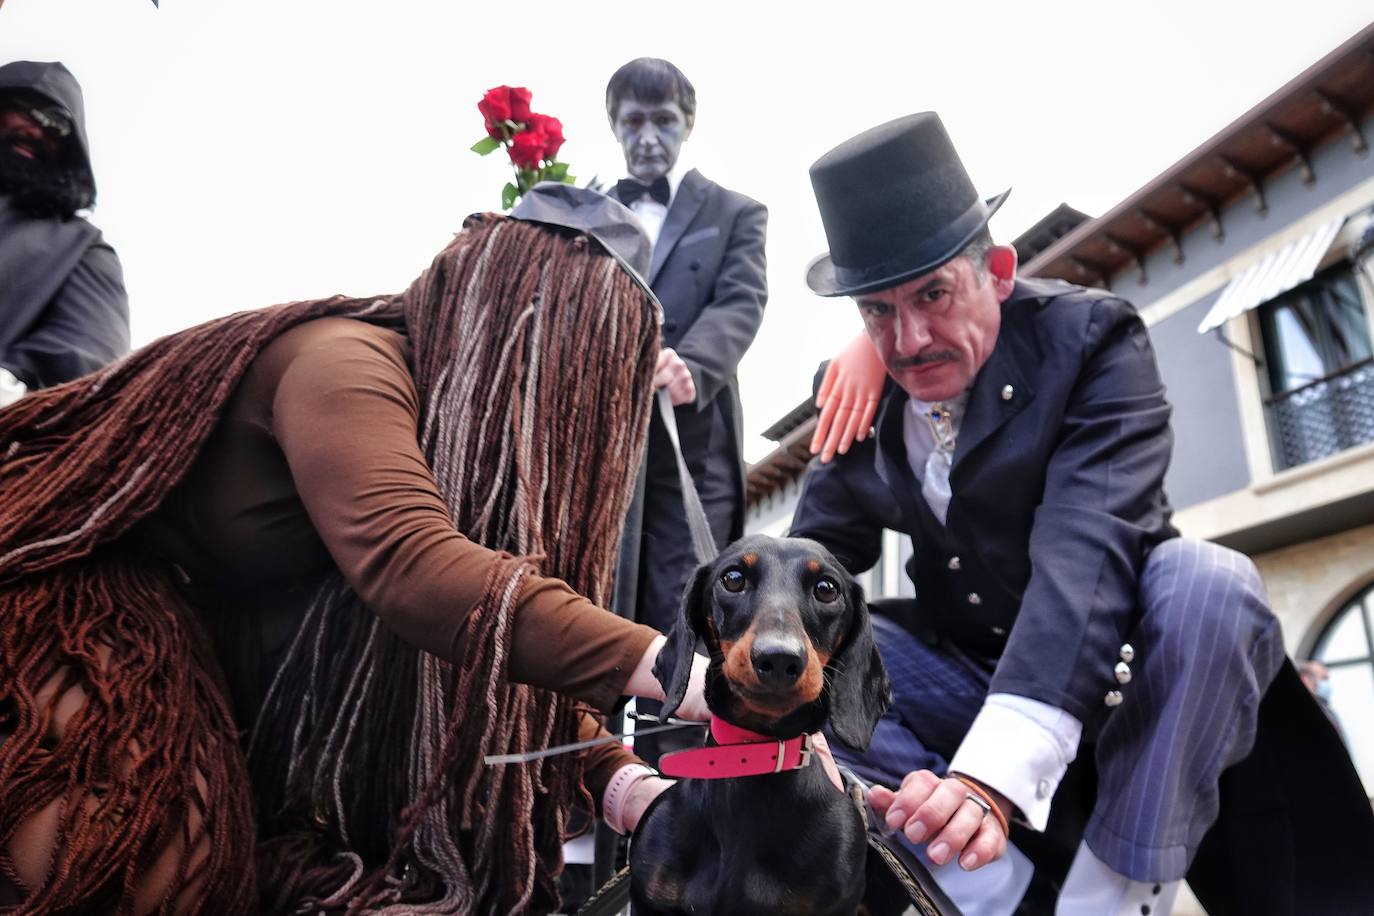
[751,635,807,689]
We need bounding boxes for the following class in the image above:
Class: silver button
[1036,778,1052,800]
[967,592,982,605]
[1104,690,1124,707]
[1001,384,1014,401]
[1115,662,1132,684]
[1119,644,1135,663]
[947,556,961,571]
[991,626,1007,637]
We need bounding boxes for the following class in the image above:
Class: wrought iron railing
[1266,357,1374,470]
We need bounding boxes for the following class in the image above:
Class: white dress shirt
[902,396,1082,830]
[0,367,27,408]
[621,162,684,249]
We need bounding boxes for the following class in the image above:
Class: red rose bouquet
[472,85,573,209]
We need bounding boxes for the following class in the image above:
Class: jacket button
[947,556,961,571]
[967,592,982,606]
[991,626,1007,637]
[1114,662,1132,685]
[1104,690,1124,707]
[1119,644,1135,663]
[1001,384,1014,401]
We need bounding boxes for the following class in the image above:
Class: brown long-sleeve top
[136,316,657,803]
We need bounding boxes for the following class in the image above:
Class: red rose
[508,86,532,123]
[478,88,511,137]
[509,127,547,170]
[477,85,534,138]
[527,113,565,161]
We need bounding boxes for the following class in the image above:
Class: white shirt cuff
[947,693,1081,831]
[0,368,28,408]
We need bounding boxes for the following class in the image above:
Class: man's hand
[868,770,1010,870]
[654,347,697,407]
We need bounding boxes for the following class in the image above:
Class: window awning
[1197,216,1346,333]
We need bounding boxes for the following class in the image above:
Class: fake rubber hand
[654,347,698,407]
[810,332,886,463]
[868,770,1010,871]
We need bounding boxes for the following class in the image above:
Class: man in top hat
[0,60,129,407]
[789,113,1374,914]
[603,58,768,763]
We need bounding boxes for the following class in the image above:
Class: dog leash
[655,387,718,565]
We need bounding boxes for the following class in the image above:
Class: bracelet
[950,773,1010,838]
[602,763,658,835]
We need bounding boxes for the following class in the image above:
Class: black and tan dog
[629,534,892,915]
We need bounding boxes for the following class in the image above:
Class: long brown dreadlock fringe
[0,215,658,914]
[1,292,392,913]
[249,216,658,914]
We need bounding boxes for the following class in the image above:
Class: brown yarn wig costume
[0,214,659,914]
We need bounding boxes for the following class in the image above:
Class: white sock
[1055,840,1180,916]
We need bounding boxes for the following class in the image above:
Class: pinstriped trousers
[830,538,1285,884]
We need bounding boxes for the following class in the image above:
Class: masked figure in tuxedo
[605,58,767,764]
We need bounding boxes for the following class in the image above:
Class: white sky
[3,1,1370,461]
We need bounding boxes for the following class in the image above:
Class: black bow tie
[617,176,670,206]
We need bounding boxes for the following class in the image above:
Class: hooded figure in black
[0,60,129,406]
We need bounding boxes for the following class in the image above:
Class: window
[1309,581,1374,795]
[1257,260,1374,469]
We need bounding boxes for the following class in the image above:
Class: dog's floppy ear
[827,579,892,752]
[654,562,715,720]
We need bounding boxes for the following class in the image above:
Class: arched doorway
[1308,580,1374,794]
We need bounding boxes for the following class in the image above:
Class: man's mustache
[892,350,959,370]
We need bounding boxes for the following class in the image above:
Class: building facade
[745,25,1374,797]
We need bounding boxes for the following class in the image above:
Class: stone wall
[1252,522,1374,655]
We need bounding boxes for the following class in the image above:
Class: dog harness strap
[658,717,814,779]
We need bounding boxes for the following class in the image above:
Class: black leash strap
[866,834,953,916]
[573,866,632,916]
[656,387,717,566]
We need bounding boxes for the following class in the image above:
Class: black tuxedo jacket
[612,168,768,533]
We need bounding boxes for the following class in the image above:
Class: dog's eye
[813,576,840,603]
[719,568,747,593]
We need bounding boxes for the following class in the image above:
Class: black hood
[0,60,95,190]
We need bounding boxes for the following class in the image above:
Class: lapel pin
[1000,384,1014,401]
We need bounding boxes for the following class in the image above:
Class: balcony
[1267,357,1374,470]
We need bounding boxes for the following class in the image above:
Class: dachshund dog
[629,534,893,915]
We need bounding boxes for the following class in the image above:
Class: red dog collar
[658,716,814,779]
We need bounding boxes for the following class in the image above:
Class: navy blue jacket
[791,276,1178,728]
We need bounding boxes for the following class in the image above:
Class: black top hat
[509,182,660,311]
[806,113,1009,297]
